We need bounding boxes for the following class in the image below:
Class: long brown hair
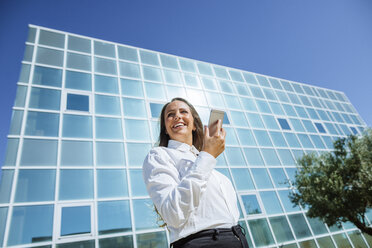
[158,97,204,151]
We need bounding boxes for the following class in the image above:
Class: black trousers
[171,225,249,248]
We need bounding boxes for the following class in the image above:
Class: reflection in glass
[251,168,273,189]
[229,70,244,82]
[160,54,178,69]
[65,70,91,91]
[99,235,133,248]
[57,240,94,248]
[95,74,118,94]
[14,85,28,107]
[68,35,91,53]
[66,52,91,71]
[94,41,115,57]
[36,47,64,67]
[125,119,151,141]
[201,77,217,90]
[231,169,254,190]
[118,46,138,62]
[61,141,93,166]
[288,214,312,239]
[332,233,352,248]
[179,59,196,72]
[61,206,91,236]
[95,57,117,75]
[98,201,131,234]
[4,138,19,166]
[8,205,53,246]
[96,142,125,166]
[39,30,65,48]
[260,191,283,214]
[95,117,123,139]
[306,216,328,235]
[119,61,141,78]
[317,236,336,248]
[15,170,55,202]
[150,103,163,118]
[21,139,58,166]
[130,169,148,196]
[277,149,295,165]
[59,170,93,200]
[9,110,23,135]
[269,168,288,188]
[0,170,14,203]
[241,195,261,215]
[121,78,143,97]
[133,199,158,230]
[95,95,121,116]
[183,74,199,87]
[269,216,295,243]
[213,66,229,79]
[140,50,159,66]
[137,232,168,248]
[29,87,61,110]
[197,62,213,76]
[122,98,147,117]
[0,207,7,245]
[63,114,92,138]
[248,218,275,246]
[97,170,128,198]
[23,45,34,62]
[143,66,162,82]
[33,66,62,87]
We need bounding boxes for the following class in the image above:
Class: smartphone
[208,109,225,136]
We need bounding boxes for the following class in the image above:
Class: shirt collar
[168,140,200,156]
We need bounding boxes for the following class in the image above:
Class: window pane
[236,129,256,146]
[224,127,238,146]
[306,216,328,235]
[4,138,19,166]
[23,44,34,62]
[225,147,246,166]
[241,195,261,215]
[317,236,336,248]
[21,139,57,166]
[295,106,308,118]
[269,216,295,243]
[164,69,182,84]
[248,218,275,246]
[269,131,287,147]
[229,70,244,82]
[65,70,91,91]
[213,66,229,79]
[130,169,148,196]
[95,74,118,94]
[95,57,117,75]
[94,41,115,57]
[125,119,151,141]
[288,214,312,239]
[99,235,133,248]
[197,62,213,76]
[118,46,138,62]
[260,191,283,214]
[256,100,271,113]
[127,143,151,166]
[160,54,178,69]
[15,169,55,202]
[290,118,305,132]
[119,61,140,78]
[29,87,61,110]
[98,201,131,234]
[14,85,28,107]
[27,27,36,43]
[96,142,125,166]
[95,117,123,139]
[145,82,166,100]
[297,134,314,148]
[205,92,225,109]
[240,98,258,112]
[97,170,128,198]
[95,95,120,115]
[235,84,250,96]
[262,115,280,130]
[149,103,163,118]
[348,230,368,248]
[231,168,255,191]
[243,72,257,84]
[269,102,284,115]
[179,59,196,72]
[61,206,91,236]
[68,35,91,53]
[63,114,92,138]
[278,118,291,130]
[67,94,89,111]
[261,148,281,166]
[33,66,62,87]
[39,30,64,48]
[244,148,264,166]
[302,120,316,133]
[249,86,265,98]
[0,170,14,203]
[133,199,158,230]
[166,85,187,99]
[310,135,326,149]
[230,111,248,127]
[0,207,7,245]
[19,63,31,83]
[333,233,352,247]
[61,141,93,166]
[123,98,147,117]
[246,113,264,128]
[284,133,301,148]
[251,168,273,189]
[314,122,326,133]
[59,170,93,200]
[137,232,168,248]
[121,78,143,97]
[140,50,159,65]
[184,74,200,88]
[143,66,162,82]
[253,130,273,146]
[219,80,234,93]
[224,94,241,109]
[66,52,91,71]
[277,149,296,165]
[57,240,94,248]
[269,168,288,188]
[36,47,63,67]
[9,110,23,135]
[8,205,53,246]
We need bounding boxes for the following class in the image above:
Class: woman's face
[164,100,196,146]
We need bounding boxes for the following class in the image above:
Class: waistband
[171,225,247,247]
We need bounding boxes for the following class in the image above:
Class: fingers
[204,125,210,138]
[216,119,222,136]
[220,127,226,139]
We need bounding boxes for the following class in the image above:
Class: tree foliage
[290,129,372,235]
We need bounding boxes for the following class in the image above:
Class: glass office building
[0,24,371,248]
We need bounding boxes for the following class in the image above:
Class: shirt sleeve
[142,148,216,228]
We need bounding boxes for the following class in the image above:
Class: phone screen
[208,109,225,135]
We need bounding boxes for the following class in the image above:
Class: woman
[143,98,249,248]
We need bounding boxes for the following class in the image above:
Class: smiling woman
[142,98,249,248]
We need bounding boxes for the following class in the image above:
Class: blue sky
[0,0,371,164]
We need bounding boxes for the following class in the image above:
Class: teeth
[174,123,184,128]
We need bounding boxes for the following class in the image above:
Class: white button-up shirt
[142,140,239,243]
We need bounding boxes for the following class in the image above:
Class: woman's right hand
[202,119,226,158]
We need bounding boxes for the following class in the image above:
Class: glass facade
[0,25,370,248]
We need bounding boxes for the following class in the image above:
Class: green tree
[290,129,372,235]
